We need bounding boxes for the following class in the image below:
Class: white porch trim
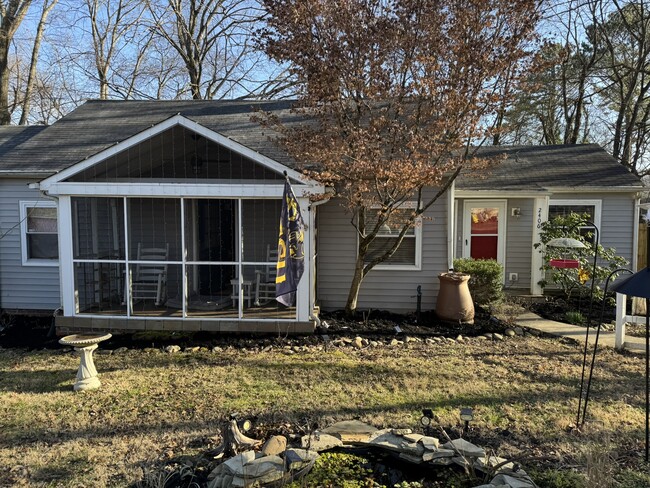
[531,196,549,295]
[39,114,323,192]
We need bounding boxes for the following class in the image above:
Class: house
[0,100,643,334]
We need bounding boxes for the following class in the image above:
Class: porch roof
[457,144,643,191]
[0,100,299,175]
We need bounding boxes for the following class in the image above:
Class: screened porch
[71,196,293,320]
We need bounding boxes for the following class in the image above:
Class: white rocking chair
[254,245,278,306]
[131,243,169,306]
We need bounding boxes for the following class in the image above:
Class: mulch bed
[0,307,510,351]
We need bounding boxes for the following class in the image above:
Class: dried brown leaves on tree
[258,0,541,314]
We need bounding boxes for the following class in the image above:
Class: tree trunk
[0,35,10,125]
[344,256,366,317]
[20,0,57,125]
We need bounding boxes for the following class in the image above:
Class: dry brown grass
[0,336,647,487]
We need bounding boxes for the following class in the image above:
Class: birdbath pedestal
[59,334,112,391]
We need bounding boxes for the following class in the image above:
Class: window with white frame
[20,201,59,265]
[548,199,601,243]
[363,204,422,269]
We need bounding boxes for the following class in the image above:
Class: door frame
[462,199,507,266]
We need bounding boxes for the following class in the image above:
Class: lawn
[1,335,649,487]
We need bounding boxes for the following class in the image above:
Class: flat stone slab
[474,455,514,473]
[441,438,486,458]
[300,432,343,451]
[491,473,537,488]
[322,420,378,442]
[419,436,440,450]
[284,448,319,471]
[422,448,455,462]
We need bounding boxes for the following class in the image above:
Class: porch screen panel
[241,265,294,319]
[65,125,285,182]
[241,199,282,262]
[128,198,182,261]
[74,263,126,315]
[183,199,236,262]
[130,264,182,317]
[72,197,125,260]
[185,265,238,318]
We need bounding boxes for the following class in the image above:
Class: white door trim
[462,200,507,266]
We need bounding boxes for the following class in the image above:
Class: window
[363,204,422,270]
[548,199,601,243]
[20,201,58,266]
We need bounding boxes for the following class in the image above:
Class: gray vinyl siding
[551,193,636,265]
[504,199,534,289]
[317,195,448,313]
[0,179,61,310]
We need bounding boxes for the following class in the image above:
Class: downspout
[447,179,456,269]
[308,195,331,327]
[29,182,63,311]
[633,194,641,271]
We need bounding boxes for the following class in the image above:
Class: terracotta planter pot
[436,272,475,324]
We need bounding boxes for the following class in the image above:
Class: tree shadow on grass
[0,369,75,393]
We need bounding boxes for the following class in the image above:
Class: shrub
[565,310,586,325]
[453,258,504,305]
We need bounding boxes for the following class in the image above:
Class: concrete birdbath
[59,333,112,391]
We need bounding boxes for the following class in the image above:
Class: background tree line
[1,0,649,176]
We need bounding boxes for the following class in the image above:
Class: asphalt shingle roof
[0,100,298,175]
[457,144,642,190]
[0,100,642,190]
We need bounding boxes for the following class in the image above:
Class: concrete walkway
[516,311,646,353]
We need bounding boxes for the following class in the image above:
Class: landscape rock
[322,420,378,442]
[284,448,319,470]
[514,327,524,336]
[390,339,399,346]
[300,432,343,451]
[211,346,223,353]
[114,346,128,354]
[474,455,514,473]
[493,333,504,341]
[184,346,200,352]
[419,436,440,450]
[222,451,257,475]
[490,473,537,488]
[353,336,364,349]
[505,328,516,337]
[441,438,486,458]
[422,448,455,462]
[261,435,287,456]
[164,345,181,353]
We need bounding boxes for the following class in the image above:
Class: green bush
[565,310,586,325]
[285,452,374,488]
[453,258,504,305]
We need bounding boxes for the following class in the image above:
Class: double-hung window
[363,203,422,270]
[20,201,59,266]
[548,199,601,244]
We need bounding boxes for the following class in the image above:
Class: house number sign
[536,207,543,229]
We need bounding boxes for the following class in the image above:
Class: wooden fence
[638,223,648,270]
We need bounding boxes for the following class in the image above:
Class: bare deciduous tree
[0,0,32,124]
[19,0,57,124]
[147,0,268,99]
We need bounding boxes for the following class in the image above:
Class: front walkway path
[516,311,646,354]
